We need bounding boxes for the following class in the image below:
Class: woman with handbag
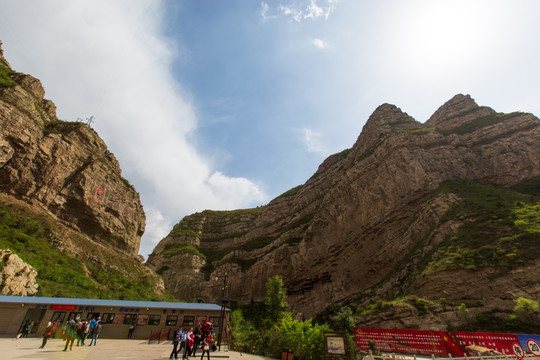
[200,333,212,360]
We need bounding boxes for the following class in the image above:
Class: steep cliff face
[0,43,168,300]
[0,42,145,255]
[148,93,540,318]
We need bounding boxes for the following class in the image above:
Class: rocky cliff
[0,41,145,255]
[0,41,170,300]
[0,249,38,296]
[147,94,540,321]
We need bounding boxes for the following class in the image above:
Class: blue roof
[0,295,224,311]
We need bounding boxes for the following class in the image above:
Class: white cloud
[142,207,171,256]
[261,2,277,21]
[277,0,339,22]
[0,0,268,257]
[298,127,328,155]
[324,0,341,19]
[311,38,328,49]
[207,172,267,208]
[279,5,303,22]
[305,0,324,20]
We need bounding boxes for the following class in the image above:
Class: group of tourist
[170,321,215,360]
[21,317,217,358]
[35,316,102,351]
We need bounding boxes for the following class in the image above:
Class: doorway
[21,308,47,334]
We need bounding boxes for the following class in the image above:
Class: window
[183,316,195,326]
[51,312,66,322]
[148,315,161,326]
[166,315,178,326]
[68,312,82,321]
[124,314,137,325]
[136,314,149,326]
[87,312,100,320]
[101,313,115,324]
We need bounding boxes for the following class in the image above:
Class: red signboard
[354,328,525,357]
[49,305,76,311]
[452,331,521,356]
[354,328,455,356]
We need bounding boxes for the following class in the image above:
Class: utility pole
[217,273,229,351]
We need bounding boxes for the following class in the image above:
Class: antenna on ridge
[77,116,95,126]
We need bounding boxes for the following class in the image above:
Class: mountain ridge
[0,41,145,255]
[147,93,540,322]
[0,41,169,300]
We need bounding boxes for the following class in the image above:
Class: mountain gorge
[147,93,540,324]
[1,40,539,330]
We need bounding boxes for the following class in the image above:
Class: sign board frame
[324,331,348,360]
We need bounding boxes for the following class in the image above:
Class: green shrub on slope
[424,178,540,273]
[0,201,174,301]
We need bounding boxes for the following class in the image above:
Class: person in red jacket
[186,327,194,357]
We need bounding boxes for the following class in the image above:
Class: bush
[0,201,173,301]
[229,310,261,351]
[162,241,205,258]
[423,179,540,274]
[230,277,331,360]
[334,307,355,333]
[513,297,539,323]
[269,313,330,360]
[368,339,382,355]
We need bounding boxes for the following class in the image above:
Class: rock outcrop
[148,94,540,318]
[0,41,145,255]
[0,249,38,296]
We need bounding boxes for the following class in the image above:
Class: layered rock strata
[148,94,540,317]
[0,42,145,255]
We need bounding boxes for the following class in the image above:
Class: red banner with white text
[354,328,540,357]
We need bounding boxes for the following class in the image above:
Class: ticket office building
[0,296,226,339]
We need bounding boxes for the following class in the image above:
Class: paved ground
[0,337,274,360]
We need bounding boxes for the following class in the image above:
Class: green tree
[334,307,355,333]
[513,297,539,323]
[229,309,261,351]
[270,312,330,360]
[265,275,288,322]
[332,307,359,358]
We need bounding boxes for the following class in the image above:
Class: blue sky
[1,0,539,257]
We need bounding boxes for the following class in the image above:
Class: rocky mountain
[0,249,38,296]
[0,41,167,300]
[0,42,144,255]
[147,93,540,322]
[2,39,538,327]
